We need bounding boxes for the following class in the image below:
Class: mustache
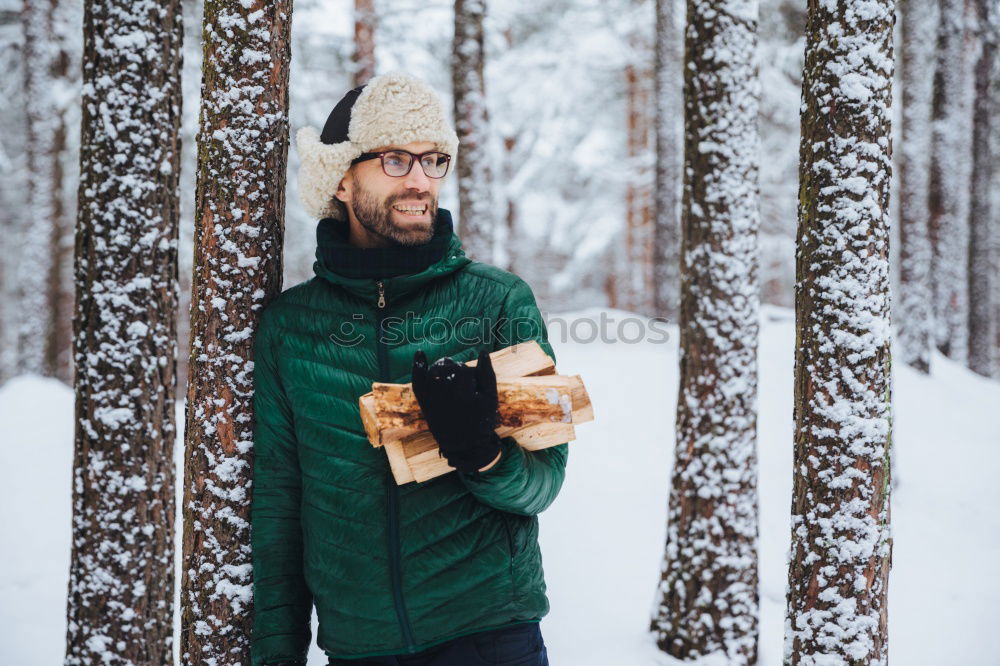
[387,193,433,205]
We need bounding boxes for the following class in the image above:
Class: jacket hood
[312,207,472,305]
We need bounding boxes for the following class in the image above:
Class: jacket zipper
[376,279,417,651]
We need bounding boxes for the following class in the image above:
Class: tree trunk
[967,0,996,376]
[649,0,761,662]
[652,0,682,323]
[784,0,894,663]
[452,0,494,262]
[994,36,1000,378]
[928,0,974,363]
[0,7,24,384]
[502,133,518,273]
[353,0,376,87]
[897,0,938,374]
[625,54,653,316]
[64,0,183,662]
[179,1,292,662]
[17,0,59,376]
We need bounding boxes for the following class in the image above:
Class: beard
[349,181,440,247]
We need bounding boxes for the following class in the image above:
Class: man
[250,71,568,666]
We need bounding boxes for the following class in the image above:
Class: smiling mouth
[392,203,429,217]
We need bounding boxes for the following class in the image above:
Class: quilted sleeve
[458,278,569,516]
[249,313,313,666]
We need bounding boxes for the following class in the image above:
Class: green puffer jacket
[249,210,568,665]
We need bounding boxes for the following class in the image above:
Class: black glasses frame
[351,150,452,179]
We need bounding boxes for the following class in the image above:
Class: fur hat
[295,72,460,220]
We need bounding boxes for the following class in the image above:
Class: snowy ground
[2,306,998,665]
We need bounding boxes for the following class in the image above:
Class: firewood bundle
[359,341,594,484]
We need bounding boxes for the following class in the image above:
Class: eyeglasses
[351,150,452,179]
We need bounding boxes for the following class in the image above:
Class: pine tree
[353,0,376,87]
[652,0,682,323]
[17,0,60,376]
[649,0,761,662]
[623,0,654,317]
[897,0,938,374]
[784,0,894,663]
[179,1,292,662]
[928,0,974,363]
[1,3,27,383]
[452,0,494,262]
[65,0,183,662]
[968,0,996,377]
[47,0,81,384]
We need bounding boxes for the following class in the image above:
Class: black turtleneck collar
[315,208,455,279]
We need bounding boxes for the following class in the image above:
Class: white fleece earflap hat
[296,72,460,220]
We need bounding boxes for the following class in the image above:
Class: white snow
[1,308,998,665]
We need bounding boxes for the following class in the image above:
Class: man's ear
[334,171,352,204]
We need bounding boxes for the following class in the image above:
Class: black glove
[411,348,502,474]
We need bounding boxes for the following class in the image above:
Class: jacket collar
[312,207,472,305]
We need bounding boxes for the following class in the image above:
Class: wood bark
[649,0,761,662]
[17,0,60,376]
[179,1,292,663]
[928,0,974,362]
[652,0,682,323]
[360,342,591,485]
[784,0,894,663]
[65,0,183,662]
[452,0,494,261]
[968,0,996,376]
[898,0,937,373]
[366,375,590,442]
[625,55,654,316]
[352,0,375,87]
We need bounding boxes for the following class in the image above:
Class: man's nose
[402,162,431,192]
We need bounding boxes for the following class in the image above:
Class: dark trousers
[326,622,549,666]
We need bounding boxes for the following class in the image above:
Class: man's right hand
[411,348,502,474]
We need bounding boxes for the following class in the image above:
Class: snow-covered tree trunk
[0,5,22,384]
[501,132,519,274]
[652,0,682,323]
[353,0,375,87]
[897,0,938,374]
[179,1,291,663]
[65,0,183,662]
[649,0,761,662]
[928,0,974,363]
[967,0,996,377]
[452,0,494,262]
[17,0,59,376]
[994,29,1000,379]
[784,0,894,663]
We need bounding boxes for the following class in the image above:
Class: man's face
[336,140,446,247]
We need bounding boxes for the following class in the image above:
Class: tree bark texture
[897,0,937,374]
[928,0,974,363]
[652,0,683,323]
[17,0,60,376]
[650,0,761,662]
[967,0,996,377]
[352,0,375,87]
[625,54,654,317]
[452,0,494,262]
[65,0,183,662]
[179,1,292,663]
[784,0,894,663]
